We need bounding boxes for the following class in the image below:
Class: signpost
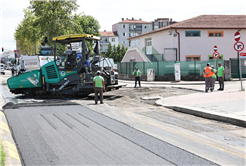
[213,45,219,74]
[234,31,245,91]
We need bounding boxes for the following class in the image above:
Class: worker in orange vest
[203,63,214,92]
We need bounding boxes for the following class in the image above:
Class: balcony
[129,28,142,32]
[100,40,109,44]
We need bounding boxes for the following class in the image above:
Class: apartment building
[99,31,119,54]
[112,18,152,48]
[152,18,177,30]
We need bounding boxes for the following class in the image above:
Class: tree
[29,0,79,48]
[105,42,113,57]
[73,14,100,36]
[14,9,41,55]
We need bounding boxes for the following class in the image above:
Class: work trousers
[135,77,141,87]
[205,77,213,91]
[218,77,224,90]
[212,77,216,89]
[94,87,103,103]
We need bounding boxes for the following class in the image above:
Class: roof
[100,31,118,37]
[129,15,246,40]
[119,19,151,24]
[52,34,100,44]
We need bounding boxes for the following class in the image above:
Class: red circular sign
[234,32,240,41]
[213,52,220,59]
[234,41,244,52]
[214,45,217,52]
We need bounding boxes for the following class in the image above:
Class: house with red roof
[99,30,119,53]
[122,15,246,62]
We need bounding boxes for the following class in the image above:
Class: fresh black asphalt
[4,103,218,165]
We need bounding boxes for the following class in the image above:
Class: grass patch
[0,140,6,166]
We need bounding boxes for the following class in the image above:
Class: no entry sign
[213,52,220,59]
[234,41,244,52]
[234,32,240,41]
[214,45,217,52]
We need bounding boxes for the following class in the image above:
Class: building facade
[122,15,246,62]
[99,31,119,54]
[112,18,152,48]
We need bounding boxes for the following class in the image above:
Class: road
[1,70,245,165]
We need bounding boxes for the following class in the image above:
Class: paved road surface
[4,104,217,166]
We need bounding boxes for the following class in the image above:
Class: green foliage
[73,14,100,36]
[29,0,79,46]
[14,9,41,55]
[15,0,101,56]
[105,43,128,62]
[1,140,6,166]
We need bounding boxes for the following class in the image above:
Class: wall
[178,29,246,61]
[109,36,119,46]
[130,29,178,60]
[142,24,152,33]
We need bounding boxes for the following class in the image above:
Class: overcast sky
[1,0,246,53]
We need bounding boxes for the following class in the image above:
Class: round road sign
[234,32,240,41]
[234,41,244,52]
[214,45,217,52]
[213,52,220,59]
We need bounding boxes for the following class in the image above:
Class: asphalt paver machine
[7,34,120,96]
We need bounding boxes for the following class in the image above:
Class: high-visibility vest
[203,67,214,77]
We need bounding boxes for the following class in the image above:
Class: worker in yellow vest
[203,63,214,92]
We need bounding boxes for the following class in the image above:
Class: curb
[155,101,246,128]
[0,111,22,166]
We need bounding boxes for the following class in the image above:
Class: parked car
[0,67,5,75]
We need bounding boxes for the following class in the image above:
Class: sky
[0,0,246,53]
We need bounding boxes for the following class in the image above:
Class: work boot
[217,88,221,90]
[205,89,208,92]
[95,102,97,104]
[100,102,104,104]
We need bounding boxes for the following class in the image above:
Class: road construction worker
[203,63,214,92]
[211,65,217,90]
[11,66,15,76]
[93,70,105,104]
[217,62,225,91]
[65,46,72,55]
[132,67,142,88]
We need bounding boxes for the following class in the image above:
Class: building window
[146,38,152,46]
[123,24,125,28]
[185,31,200,37]
[208,31,224,37]
[130,59,135,62]
[123,32,126,36]
[185,55,201,61]
[111,38,115,42]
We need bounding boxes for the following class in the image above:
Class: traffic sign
[213,52,220,59]
[240,52,246,56]
[240,52,246,58]
[234,32,240,41]
[214,45,217,52]
[234,41,244,52]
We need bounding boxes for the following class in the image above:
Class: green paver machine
[7,34,120,96]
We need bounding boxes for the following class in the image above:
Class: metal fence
[117,60,224,76]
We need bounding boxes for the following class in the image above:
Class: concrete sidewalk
[120,79,246,127]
